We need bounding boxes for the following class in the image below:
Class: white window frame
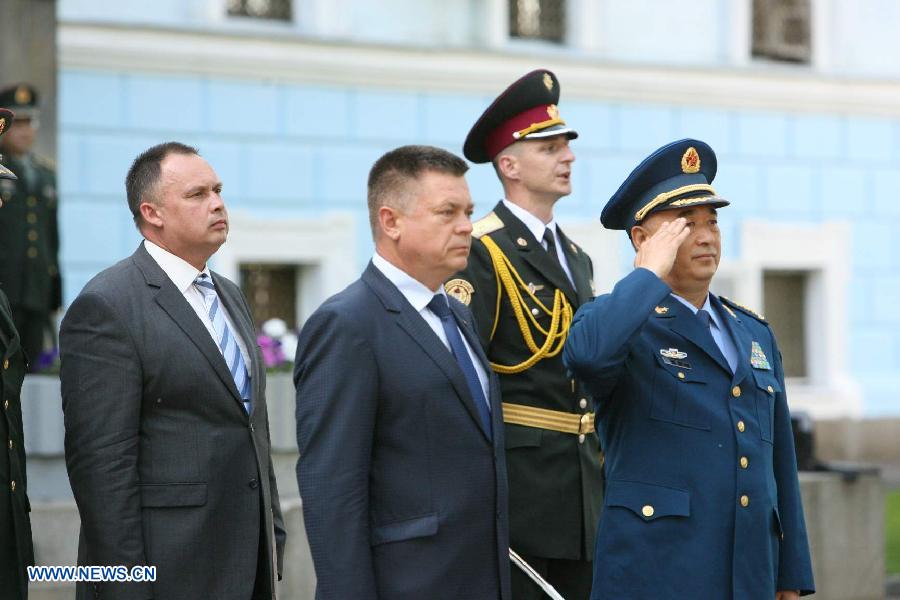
[211,212,359,326]
[715,220,861,418]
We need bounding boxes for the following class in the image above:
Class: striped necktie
[194,274,252,414]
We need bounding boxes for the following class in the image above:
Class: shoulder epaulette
[33,154,56,170]
[472,211,505,239]
[720,296,767,323]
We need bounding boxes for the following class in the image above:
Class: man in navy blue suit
[294,145,511,600]
[563,139,814,599]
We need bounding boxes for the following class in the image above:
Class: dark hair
[367,145,469,238]
[125,141,199,227]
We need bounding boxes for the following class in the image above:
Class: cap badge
[543,73,553,91]
[444,279,475,306]
[0,118,5,135]
[681,147,700,174]
[546,104,559,119]
[15,86,31,105]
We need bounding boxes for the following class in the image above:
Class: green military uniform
[452,69,603,598]
[0,289,33,599]
[0,107,35,600]
[449,201,603,568]
[0,84,61,367]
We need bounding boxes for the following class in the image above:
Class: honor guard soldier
[0,108,35,600]
[447,69,603,599]
[563,139,815,599]
[0,84,62,370]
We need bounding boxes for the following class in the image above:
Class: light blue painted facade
[52,1,900,416]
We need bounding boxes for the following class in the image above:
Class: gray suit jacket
[295,262,512,600]
[60,242,286,600]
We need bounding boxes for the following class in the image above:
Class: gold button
[10,480,15,492]
[27,247,38,259]
[732,386,741,398]
[767,385,774,393]
[740,495,749,507]
[27,196,37,207]
[26,213,37,224]
[677,372,685,379]
[641,505,654,518]
[739,456,749,469]
[578,434,585,444]
[27,230,38,242]
[579,398,587,409]
[3,359,8,370]
[531,307,540,316]
[737,420,745,432]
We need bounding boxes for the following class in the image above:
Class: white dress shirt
[144,240,252,369]
[371,252,490,403]
[502,198,575,287]
[670,293,738,373]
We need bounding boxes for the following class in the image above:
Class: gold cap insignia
[654,306,669,314]
[14,86,31,105]
[681,147,700,174]
[444,279,475,306]
[543,73,553,91]
[517,237,528,247]
[546,104,559,119]
[0,118,5,135]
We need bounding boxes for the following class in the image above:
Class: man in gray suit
[60,142,286,599]
[295,145,511,599]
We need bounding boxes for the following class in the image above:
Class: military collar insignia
[750,341,771,370]
[516,237,528,247]
[681,146,700,173]
[654,306,669,315]
[660,348,687,360]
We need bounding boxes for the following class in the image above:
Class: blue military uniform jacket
[564,268,814,599]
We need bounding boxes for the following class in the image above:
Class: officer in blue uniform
[563,139,815,599]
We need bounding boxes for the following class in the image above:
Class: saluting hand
[633,217,690,279]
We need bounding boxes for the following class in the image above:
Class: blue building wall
[57,67,900,415]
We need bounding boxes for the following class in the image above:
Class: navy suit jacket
[564,268,814,600]
[295,262,511,600]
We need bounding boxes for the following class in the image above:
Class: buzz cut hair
[366,144,469,239]
[126,141,199,228]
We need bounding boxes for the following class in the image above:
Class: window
[509,0,566,43]
[227,0,292,21]
[240,263,301,330]
[762,270,808,378]
[752,0,811,63]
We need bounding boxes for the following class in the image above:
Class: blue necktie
[195,274,252,414]
[698,308,736,373]
[428,294,492,440]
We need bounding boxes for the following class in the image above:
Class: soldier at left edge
[0,84,62,371]
[0,107,36,600]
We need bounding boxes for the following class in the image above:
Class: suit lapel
[557,227,593,306]
[655,295,731,376]
[362,264,491,442]
[493,202,579,306]
[133,244,243,405]
[711,295,753,386]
